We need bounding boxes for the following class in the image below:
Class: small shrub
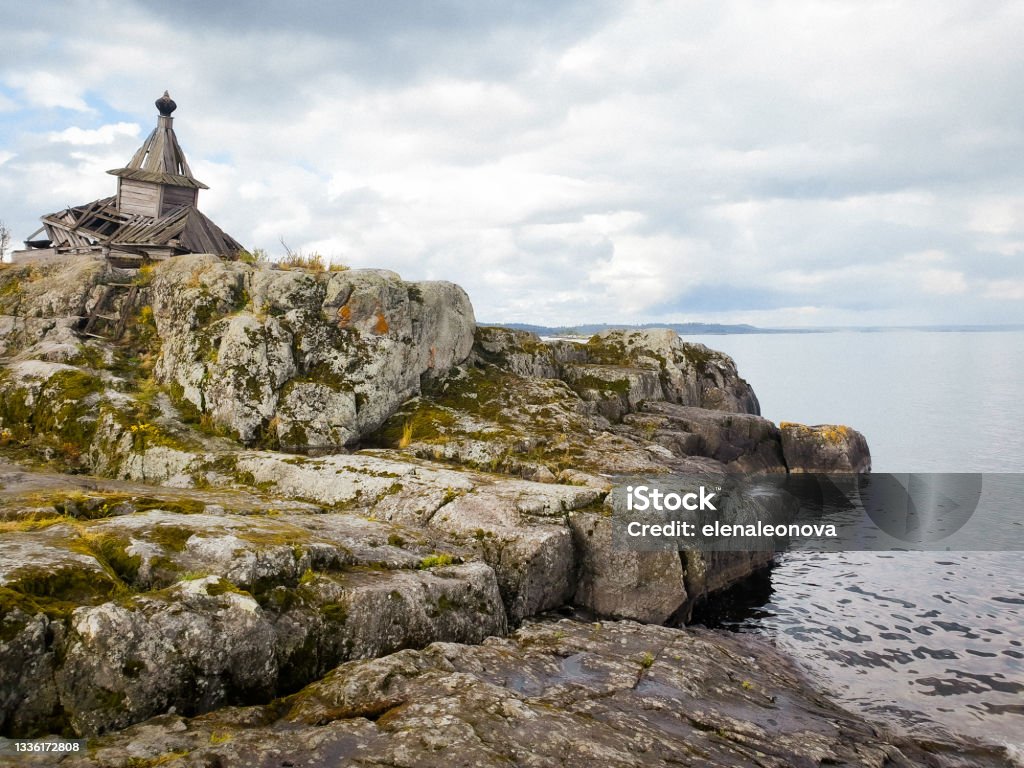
[134,265,155,287]
[398,420,414,449]
[237,248,269,265]
[279,251,325,272]
[418,553,457,569]
[129,422,159,451]
[59,441,82,465]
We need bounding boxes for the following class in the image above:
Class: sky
[1,0,1022,327]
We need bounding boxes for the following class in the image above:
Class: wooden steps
[79,276,141,342]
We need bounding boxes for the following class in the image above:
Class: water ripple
[715,551,1024,747]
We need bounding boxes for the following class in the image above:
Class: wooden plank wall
[119,179,160,217]
[161,185,198,214]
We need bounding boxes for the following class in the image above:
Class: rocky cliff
[0,254,911,761]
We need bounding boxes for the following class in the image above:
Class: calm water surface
[686,331,1024,748]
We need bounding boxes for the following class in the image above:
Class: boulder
[0,498,508,737]
[409,281,477,377]
[585,329,760,414]
[425,480,602,621]
[204,314,295,442]
[472,326,583,378]
[311,563,507,661]
[273,381,358,450]
[569,511,689,623]
[623,402,787,472]
[562,363,662,421]
[0,611,64,737]
[780,422,871,473]
[151,255,249,414]
[56,580,280,736]
[0,257,106,357]
[150,255,476,447]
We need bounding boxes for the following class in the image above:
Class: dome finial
[155,91,177,117]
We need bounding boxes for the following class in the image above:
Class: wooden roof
[107,113,208,190]
[114,204,242,254]
[39,197,242,257]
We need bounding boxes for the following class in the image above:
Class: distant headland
[489,321,1024,336]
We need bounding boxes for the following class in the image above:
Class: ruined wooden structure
[18,92,242,268]
[14,92,245,340]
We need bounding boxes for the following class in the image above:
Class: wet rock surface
[44,619,1003,768]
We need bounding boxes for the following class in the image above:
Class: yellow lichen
[820,425,851,443]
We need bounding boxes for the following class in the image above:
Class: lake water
[686,330,1024,750]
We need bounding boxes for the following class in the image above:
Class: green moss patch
[569,372,631,396]
[1,563,122,618]
[321,602,348,624]
[204,578,250,598]
[680,343,716,373]
[146,525,195,553]
[73,531,142,585]
[0,369,104,452]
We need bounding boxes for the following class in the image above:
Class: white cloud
[5,71,91,111]
[984,280,1024,301]
[903,249,949,265]
[46,122,140,146]
[991,241,1024,257]
[919,269,967,295]
[1,1,1023,326]
[46,123,140,146]
[968,197,1024,235]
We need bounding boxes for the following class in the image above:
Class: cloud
[1,1,1022,326]
[984,279,1024,301]
[919,269,968,295]
[968,196,1024,235]
[4,71,91,111]
[47,123,140,146]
